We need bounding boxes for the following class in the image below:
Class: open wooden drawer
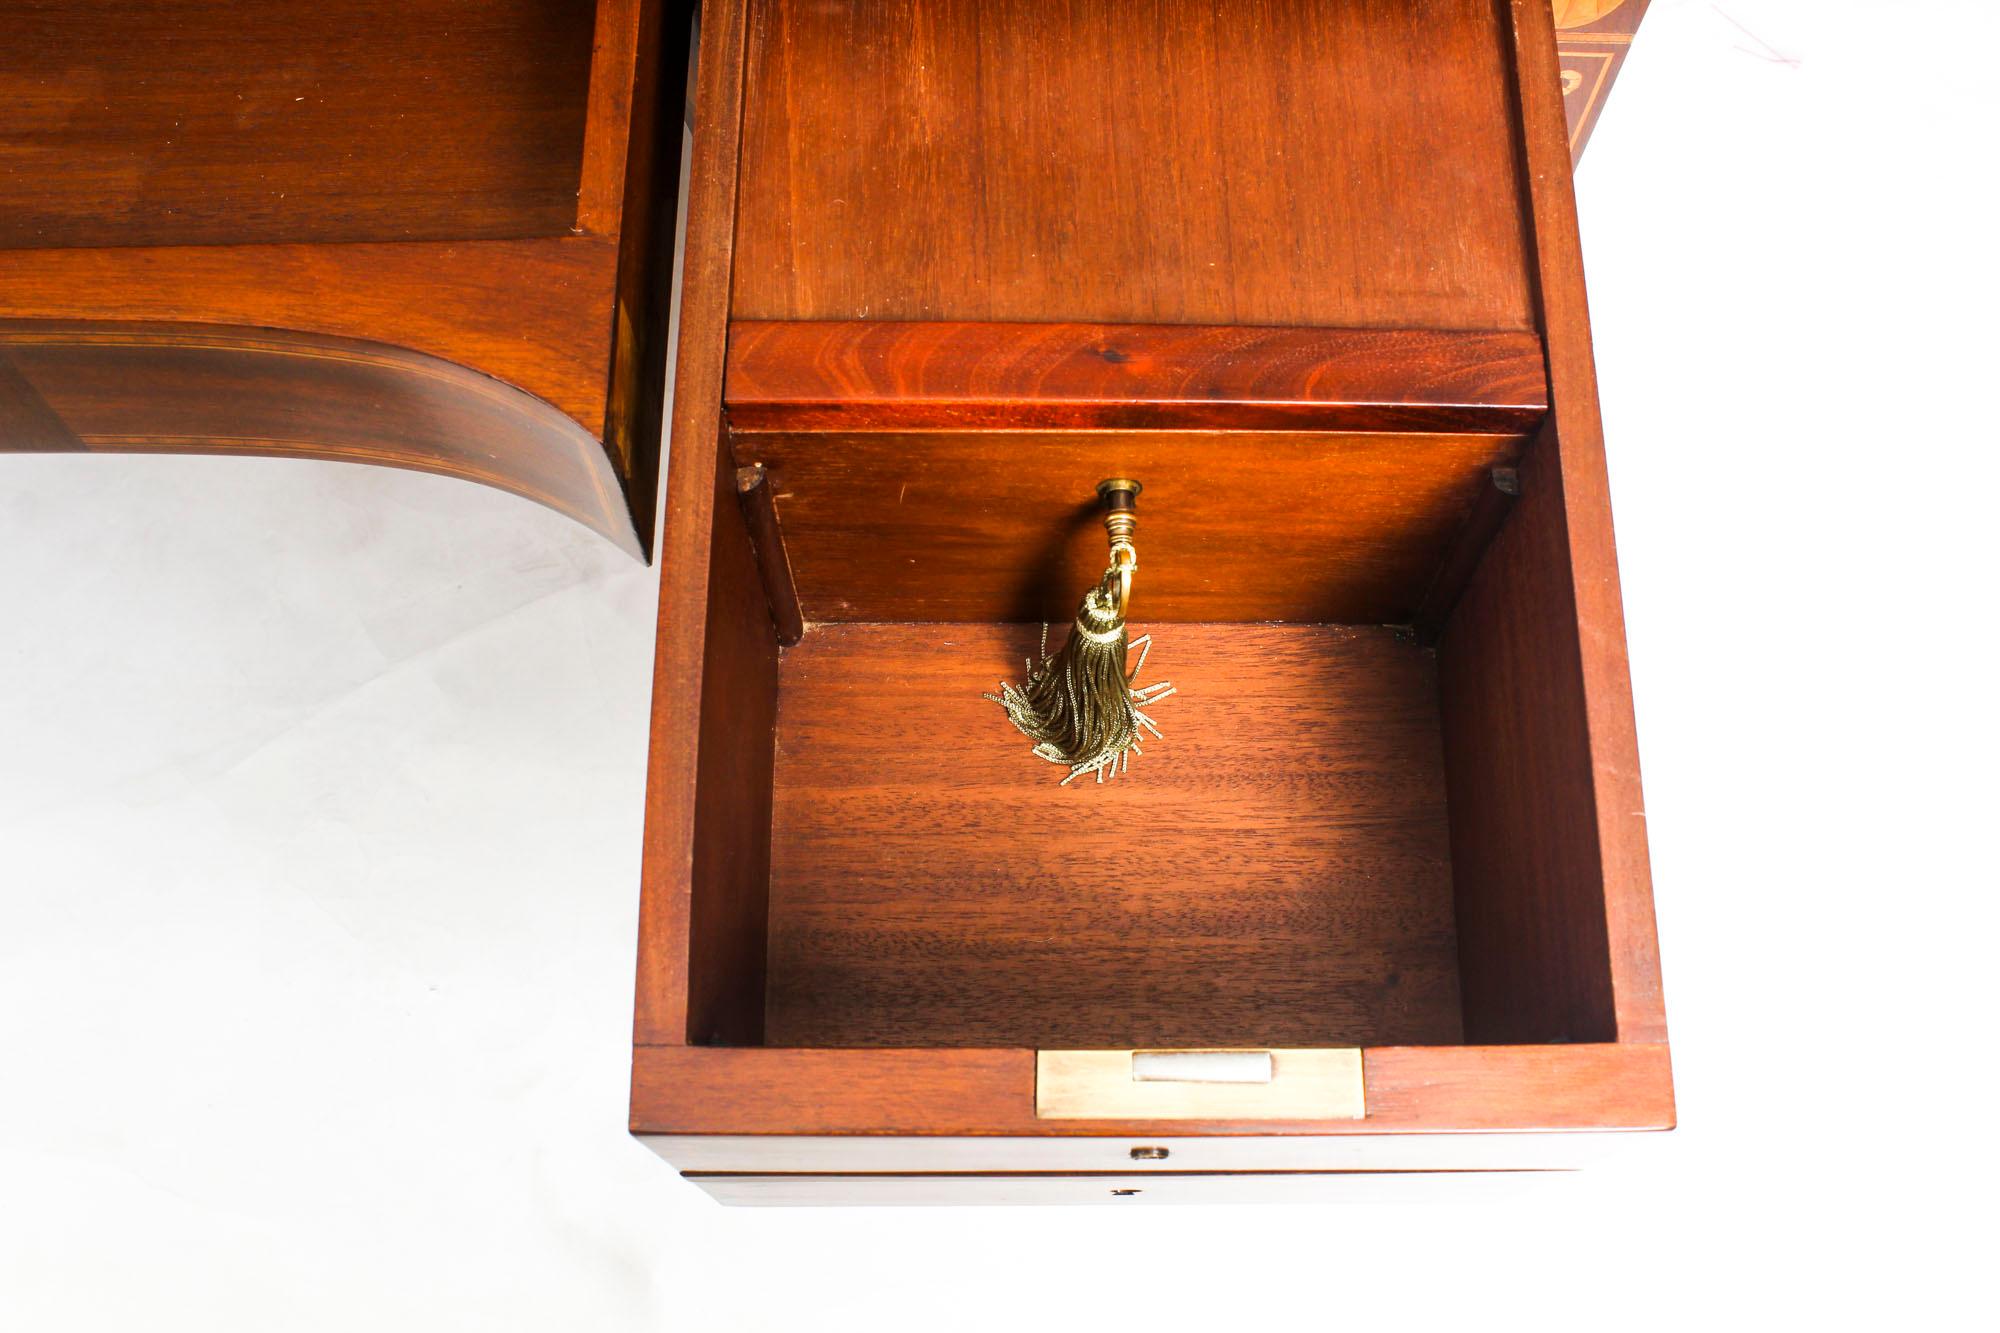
[632,0,1669,1204]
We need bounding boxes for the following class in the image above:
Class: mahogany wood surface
[631,0,1673,1155]
[682,456,779,1046]
[725,322,1548,435]
[1438,437,1613,1041]
[1524,0,1668,1047]
[763,624,1463,1050]
[0,0,689,556]
[729,428,1525,624]
[731,0,1535,331]
[0,0,597,251]
[648,1129,1634,1173]
[634,0,753,1046]
[0,320,636,550]
[1433,0,1665,1046]
[0,239,617,434]
[630,1044,1675,1137]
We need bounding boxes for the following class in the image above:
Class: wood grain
[763,624,1463,1050]
[578,0,669,235]
[0,0,596,251]
[630,1043,1676,1136]
[1458,0,1665,1045]
[1437,437,1613,1042]
[731,0,1535,330]
[634,0,753,1045]
[682,455,779,1045]
[725,322,1548,434]
[0,320,638,553]
[729,428,1525,623]
[0,237,617,437]
[1424,0,1666,1048]
[1,1,686,556]
[628,0,1675,1150]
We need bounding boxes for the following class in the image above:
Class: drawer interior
[764,622,1459,1050]
[635,0,1665,1142]
[678,425,1619,1054]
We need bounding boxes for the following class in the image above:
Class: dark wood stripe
[726,321,1548,434]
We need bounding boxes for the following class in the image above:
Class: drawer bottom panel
[685,1172,1562,1206]
[643,1131,1651,1176]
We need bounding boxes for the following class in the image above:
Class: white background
[4,2,1995,1326]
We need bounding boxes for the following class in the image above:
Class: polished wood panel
[637,1048,1035,1134]
[0,238,616,431]
[1,0,687,557]
[1,0,597,251]
[0,320,638,552]
[631,0,1675,1160]
[682,457,780,1045]
[1425,0,1665,1046]
[1516,0,1667,1045]
[1437,439,1612,1041]
[630,1044,1676,1136]
[732,0,1535,330]
[1432,0,1665,1045]
[635,0,753,1045]
[764,624,1462,1050]
[730,429,1524,623]
[726,322,1548,434]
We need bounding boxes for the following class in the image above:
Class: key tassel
[985,479,1176,785]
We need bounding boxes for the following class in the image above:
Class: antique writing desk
[1,0,691,557]
[631,0,1671,1204]
[0,0,1667,1206]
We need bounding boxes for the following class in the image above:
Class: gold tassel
[985,480,1175,785]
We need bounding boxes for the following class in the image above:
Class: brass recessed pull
[1036,1049,1365,1121]
[1129,1146,1171,1161]
[984,479,1175,786]
[1132,1050,1272,1084]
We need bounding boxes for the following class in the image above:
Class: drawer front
[643,1132,1652,1176]
[687,1172,1556,1207]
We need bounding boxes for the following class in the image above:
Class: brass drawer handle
[1132,1050,1271,1084]
[1036,1048,1365,1121]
